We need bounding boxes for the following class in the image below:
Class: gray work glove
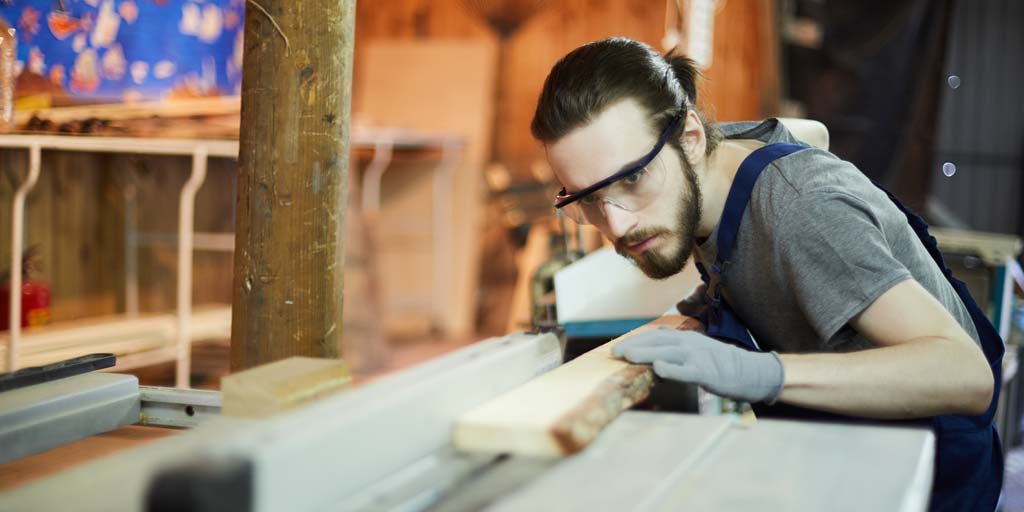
[612,328,786,404]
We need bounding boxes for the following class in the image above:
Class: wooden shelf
[0,305,231,372]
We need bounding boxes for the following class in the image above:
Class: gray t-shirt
[695,119,980,353]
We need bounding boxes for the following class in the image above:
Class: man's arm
[613,278,994,419]
[778,278,994,419]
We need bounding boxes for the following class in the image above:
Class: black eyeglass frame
[554,111,684,209]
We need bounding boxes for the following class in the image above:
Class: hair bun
[664,54,700,107]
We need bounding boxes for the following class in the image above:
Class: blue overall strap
[716,143,809,264]
[700,143,809,351]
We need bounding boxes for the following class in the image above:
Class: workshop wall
[0,151,237,322]
[355,0,778,178]
[1,0,780,338]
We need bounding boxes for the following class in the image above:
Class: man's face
[547,99,702,279]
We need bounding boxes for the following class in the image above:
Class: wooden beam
[231,1,356,369]
[454,315,701,457]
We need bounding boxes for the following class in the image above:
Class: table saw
[0,332,934,511]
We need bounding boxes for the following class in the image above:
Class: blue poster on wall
[0,0,244,102]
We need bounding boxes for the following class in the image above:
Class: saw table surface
[0,332,934,512]
[471,411,933,512]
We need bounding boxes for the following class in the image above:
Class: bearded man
[531,37,1003,511]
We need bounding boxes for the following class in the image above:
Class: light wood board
[0,305,231,369]
[222,357,352,418]
[14,96,241,125]
[454,315,696,457]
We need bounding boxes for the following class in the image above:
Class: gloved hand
[611,327,786,404]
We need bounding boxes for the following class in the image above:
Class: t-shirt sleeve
[774,190,912,345]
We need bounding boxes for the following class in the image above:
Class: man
[531,37,1003,511]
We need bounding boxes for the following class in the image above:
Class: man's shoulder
[752,146,856,202]
[748,148,880,233]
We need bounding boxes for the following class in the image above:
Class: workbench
[0,332,935,511]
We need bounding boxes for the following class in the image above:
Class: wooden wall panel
[355,0,776,176]
[356,0,492,40]
[1,153,236,327]
[498,0,668,172]
[355,0,667,175]
[357,40,498,339]
[1,151,123,323]
[130,155,237,313]
[700,0,779,122]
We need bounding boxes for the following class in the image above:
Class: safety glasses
[554,113,682,225]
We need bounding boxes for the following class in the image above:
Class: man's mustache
[615,227,672,253]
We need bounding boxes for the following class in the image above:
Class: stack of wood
[14,97,243,139]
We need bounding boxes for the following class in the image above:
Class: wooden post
[231,1,356,370]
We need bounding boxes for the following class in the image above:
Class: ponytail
[665,53,722,156]
[664,54,700,110]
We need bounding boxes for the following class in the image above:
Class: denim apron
[693,143,1004,511]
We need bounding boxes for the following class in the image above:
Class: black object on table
[0,353,116,392]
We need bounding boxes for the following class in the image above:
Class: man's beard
[614,152,702,280]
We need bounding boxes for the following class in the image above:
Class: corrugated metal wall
[930,0,1024,234]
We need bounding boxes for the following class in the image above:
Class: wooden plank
[454,315,698,457]
[231,1,356,369]
[0,305,230,368]
[14,96,241,126]
[222,357,352,418]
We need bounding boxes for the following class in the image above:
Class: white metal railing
[2,128,462,387]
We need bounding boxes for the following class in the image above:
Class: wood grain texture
[231,1,356,369]
[1,150,124,324]
[0,305,231,369]
[454,315,693,457]
[354,0,666,177]
[14,97,241,126]
[222,356,352,418]
[700,0,780,122]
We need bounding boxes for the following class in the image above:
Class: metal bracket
[139,386,222,428]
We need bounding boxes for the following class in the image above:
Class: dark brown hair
[530,37,721,156]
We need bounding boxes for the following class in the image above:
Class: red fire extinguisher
[0,246,51,331]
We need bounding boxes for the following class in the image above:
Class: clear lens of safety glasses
[558,157,667,225]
